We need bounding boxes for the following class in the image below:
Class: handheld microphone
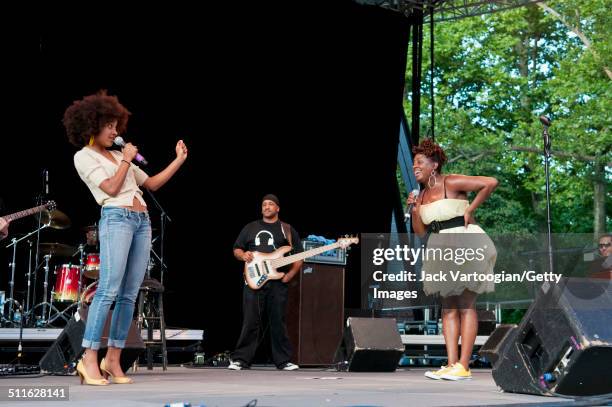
[405,189,420,220]
[113,136,148,165]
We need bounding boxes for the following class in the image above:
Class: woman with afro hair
[64,90,188,385]
[406,138,498,381]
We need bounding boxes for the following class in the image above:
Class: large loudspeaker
[39,310,86,373]
[492,278,612,396]
[286,263,344,365]
[334,317,403,372]
[40,307,144,374]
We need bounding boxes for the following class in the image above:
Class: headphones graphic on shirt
[254,230,275,248]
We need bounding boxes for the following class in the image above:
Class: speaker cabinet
[335,317,404,372]
[286,263,344,366]
[492,278,612,396]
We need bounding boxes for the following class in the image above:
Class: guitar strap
[280,221,293,249]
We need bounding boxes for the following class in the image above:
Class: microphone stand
[25,240,34,326]
[17,303,25,364]
[146,190,171,286]
[541,120,554,276]
[32,169,48,319]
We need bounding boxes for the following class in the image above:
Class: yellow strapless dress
[419,199,497,296]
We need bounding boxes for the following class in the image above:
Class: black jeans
[231,280,292,367]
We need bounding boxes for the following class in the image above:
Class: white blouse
[74,147,149,207]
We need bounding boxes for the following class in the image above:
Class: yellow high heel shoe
[100,358,134,384]
[76,360,109,386]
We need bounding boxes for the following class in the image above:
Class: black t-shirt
[234,220,303,255]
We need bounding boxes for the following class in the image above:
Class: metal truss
[354,0,545,22]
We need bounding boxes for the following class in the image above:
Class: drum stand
[29,254,65,327]
[47,245,87,324]
[48,302,77,325]
[75,244,86,303]
[3,223,49,327]
[24,241,34,326]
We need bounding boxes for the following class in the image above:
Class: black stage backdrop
[2,1,410,355]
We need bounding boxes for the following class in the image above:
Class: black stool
[134,277,167,371]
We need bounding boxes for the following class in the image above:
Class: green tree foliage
[403,0,611,236]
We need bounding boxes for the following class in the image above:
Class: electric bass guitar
[244,236,359,290]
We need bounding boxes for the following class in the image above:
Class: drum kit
[2,171,171,330]
[1,209,103,328]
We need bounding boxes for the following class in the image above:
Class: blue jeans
[82,207,151,350]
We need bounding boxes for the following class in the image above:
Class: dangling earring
[88,135,95,146]
[428,170,437,188]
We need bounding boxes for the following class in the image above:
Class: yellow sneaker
[440,362,472,380]
[424,364,453,380]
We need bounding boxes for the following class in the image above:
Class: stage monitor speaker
[39,311,86,374]
[479,324,517,365]
[286,263,344,366]
[334,317,403,372]
[492,278,612,396]
[40,307,144,374]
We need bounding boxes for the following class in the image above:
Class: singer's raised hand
[175,140,188,162]
[141,140,187,192]
[122,143,138,163]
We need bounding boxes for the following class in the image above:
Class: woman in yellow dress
[406,139,498,381]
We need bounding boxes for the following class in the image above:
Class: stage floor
[1,366,567,407]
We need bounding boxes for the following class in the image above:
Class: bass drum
[80,280,98,304]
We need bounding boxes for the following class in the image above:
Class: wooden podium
[286,263,345,366]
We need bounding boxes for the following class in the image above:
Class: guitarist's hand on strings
[0,217,9,241]
[242,251,254,263]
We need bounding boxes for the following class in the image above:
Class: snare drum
[84,253,100,279]
[53,264,80,302]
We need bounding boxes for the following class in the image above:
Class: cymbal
[40,209,71,230]
[39,242,77,257]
